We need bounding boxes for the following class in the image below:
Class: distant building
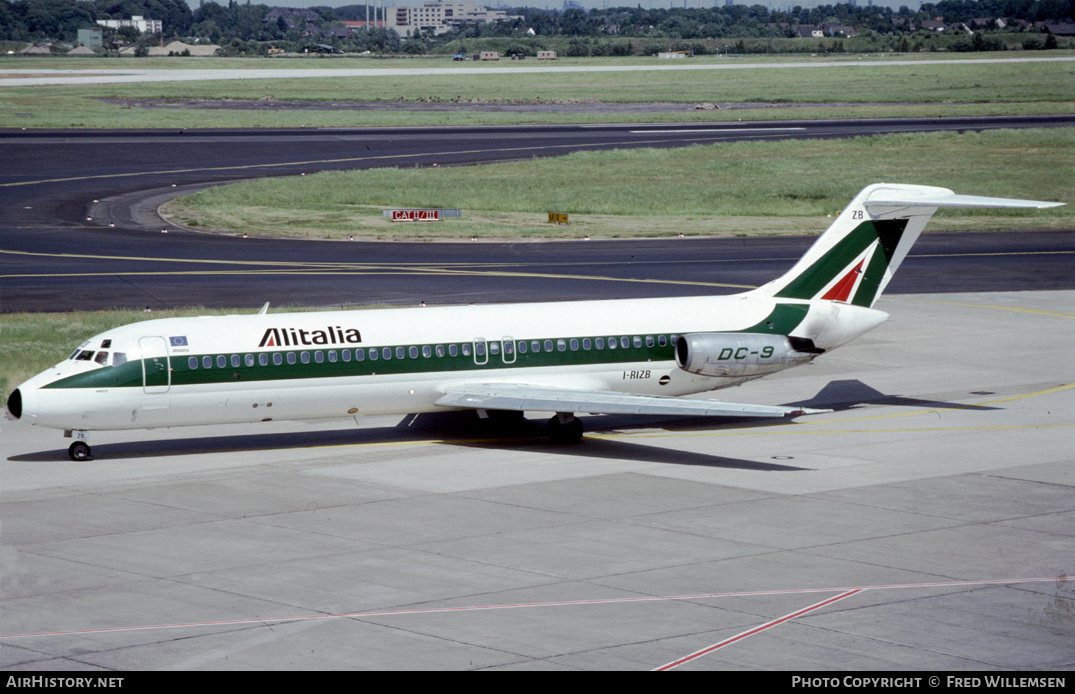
[390,2,514,37]
[264,8,322,31]
[77,26,103,51]
[97,15,163,35]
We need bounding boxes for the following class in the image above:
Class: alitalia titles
[259,326,362,348]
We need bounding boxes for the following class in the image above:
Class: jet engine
[675,333,822,377]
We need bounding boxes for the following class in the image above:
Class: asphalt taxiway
[2,290,1072,670]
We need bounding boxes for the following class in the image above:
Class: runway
[2,290,1072,669]
[3,55,1073,87]
[2,116,1073,312]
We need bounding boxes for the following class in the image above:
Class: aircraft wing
[435,383,828,419]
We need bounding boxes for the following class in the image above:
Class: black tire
[68,441,92,461]
[547,415,584,444]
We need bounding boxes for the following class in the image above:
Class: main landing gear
[546,413,584,444]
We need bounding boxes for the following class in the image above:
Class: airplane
[6,183,1063,461]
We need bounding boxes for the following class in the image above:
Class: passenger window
[462,344,472,357]
[633,336,642,348]
[314,351,324,364]
[189,357,198,369]
[410,346,419,359]
[531,340,540,353]
[596,338,604,349]
[448,344,458,357]
[259,354,269,366]
[608,338,616,350]
[273,353,283,366]
[231,355,241,368]
[422,346,431,358]
[621,337,630,349]
[343,350,352,362]
[570,339,578,351]
[287,352,297,365]
[518,341,527,354]
[557,339,566,352]
[217,355,227,368]
[396,347,405,359]
[583,339,591,350]
[436,345,445,358]
[328,351,337,363]
[369,349,378,361]
[544,340,553,352]
[204,356,213,369]
[301,352,311,364]
[245,354,255,367]
[383,348,392,360]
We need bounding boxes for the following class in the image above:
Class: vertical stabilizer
[752,184,1063,308]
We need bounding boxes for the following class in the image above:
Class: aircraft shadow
[8,380,990,466]
[9,410,803,470]
[786,379,1000,413]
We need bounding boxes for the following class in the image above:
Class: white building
[390,2,513,36]
[97,15,163,35]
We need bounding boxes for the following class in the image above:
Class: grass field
[1,53,1073,128]
[2,54,1072,404]
[165,128,1074,240]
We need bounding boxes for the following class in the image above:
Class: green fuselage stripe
[43,304,812,391]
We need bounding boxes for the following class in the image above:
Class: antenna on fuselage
[258,302,270,315]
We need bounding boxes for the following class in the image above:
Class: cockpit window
[100,339,112,349]
[75,350,95,361]
[94,351,109,365]
[113,352,127,367]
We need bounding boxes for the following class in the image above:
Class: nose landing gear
[65,431,92,461]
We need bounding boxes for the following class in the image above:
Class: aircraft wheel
[547,415,584,444]
[68,441,92,461]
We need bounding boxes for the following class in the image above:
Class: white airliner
[6,184,1063,460]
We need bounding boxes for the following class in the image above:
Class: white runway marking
[1,57,1071,87]
[629,127,807,134]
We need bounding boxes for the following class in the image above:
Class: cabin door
[139,336,171,394]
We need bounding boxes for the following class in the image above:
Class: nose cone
[7,388,23,419]
[7,385,37,423]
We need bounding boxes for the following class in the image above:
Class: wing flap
[436,383,827,419]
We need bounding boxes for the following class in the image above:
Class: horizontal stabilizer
[864,188,1064,212]
[437,383,829,419]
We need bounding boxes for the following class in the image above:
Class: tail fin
[753,183,1063,308]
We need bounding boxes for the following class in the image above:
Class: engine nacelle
[675,333,820,377]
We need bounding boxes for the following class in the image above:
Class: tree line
[1,0,1071,50]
